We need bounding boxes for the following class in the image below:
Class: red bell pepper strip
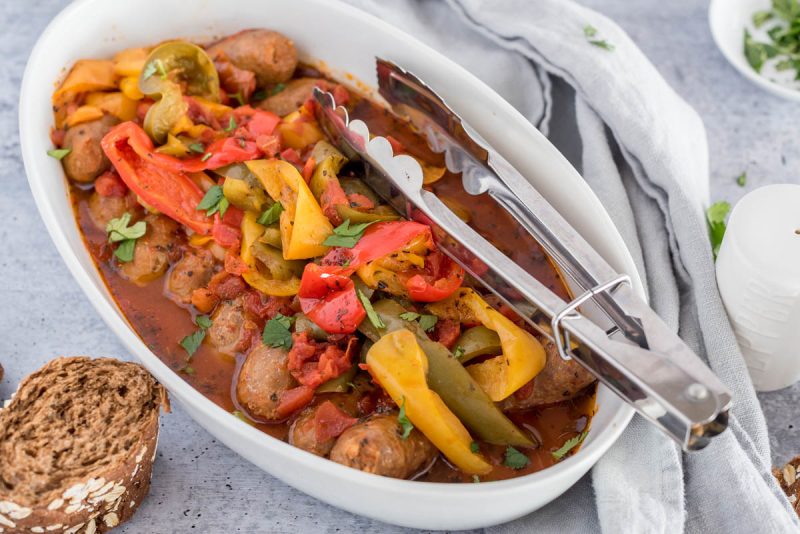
[101,122,213,235]
[298,264,365,334]
[321,221,431,270]
[405,250,464,302]
[202,137,261,170]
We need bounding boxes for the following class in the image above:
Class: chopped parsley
[231,91,245,106]
[106,213,147,263]
[322,219,375,248]
[252,89,267,101]
[744,2,800,77]
[179,314,213,358]
[257,202,284,225]
[503,446,531,470]
[736,172,747,187]
[552,431,588,460]
[197,185,229,218]
[470,441,480,453]
[584,24,614,51]
[142,61,157,80]
[706,201,731,260]
[397,397,414,439]
[399,311,438,332]
[47,148,71,160]
[453,346,465,360]
[224,116,237,132]
[270,83,287,96]
[188,142,205,153]
[201,152,213,162]
[155,59,168,79]
[357,289,385,329]
[262,314,295,349]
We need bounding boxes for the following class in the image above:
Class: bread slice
[0,357,168,533]
[774,456,800,517]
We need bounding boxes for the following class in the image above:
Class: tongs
[312,59,731,451]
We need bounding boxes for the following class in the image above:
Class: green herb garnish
[197,185,229,218]
[736,172,747,187]
[270,83,287,96]
[583,24,614,50]
[397,397,414,439]
[357,289,385,329]
[201,152,213,162]
[155,59,168,79]
[181,365,195,375]
[224,116,237,132]
[470,441,480,453]
[552,431,588,460]
[262,313,295,349]
[179,314,214,358]
[743,2,800,78]
[188,142,205,153]
[453,346,465,360]
[47,148,71,160]
[106,213,147,263]
[503,446,530,470]
[399,311,438,332]
[323,219,375,248]
[399,311,420,321]
[231,91,245,106]
[706,201,731,260]
[252,89,267,101]
[257,202,284,225]
[195,314,212,329]
[142,62,157,80]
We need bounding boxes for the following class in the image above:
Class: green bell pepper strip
[454,325,502,364]
[358,299,534,447]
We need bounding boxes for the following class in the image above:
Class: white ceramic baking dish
[19,0,640,529]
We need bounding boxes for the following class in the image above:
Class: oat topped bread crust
[774,456,800,516]
[0,356,167,533]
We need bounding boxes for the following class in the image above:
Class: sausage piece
[329,415,436,479]
[207,296,258,356]
[166,248,217,305]
[288,407,333,457]
[118,214,177,285]
[258,78,320,116]
[236,344,297,421]
[501,341,596,410]
[207,29,297,85]
[61,114,119,183]
[86,191,138,231]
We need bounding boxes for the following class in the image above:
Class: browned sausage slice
[86,191,138,231]
[258,78,320,116]
[207,29,297,85]
[288,401,357,457]
[118,214,177,285]
[62,114,119,183]
[207,296,258,356]
[166,248,217,305]
[236,343,297,421]
[501,341,596,410]
[329,414,436,479]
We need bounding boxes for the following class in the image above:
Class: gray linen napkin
[340,0,800,531]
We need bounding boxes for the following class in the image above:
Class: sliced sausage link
[207,29,297,86]
[236,343,297,421]
[62,114,119,183]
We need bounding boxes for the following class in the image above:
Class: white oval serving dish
[19,0,640,529]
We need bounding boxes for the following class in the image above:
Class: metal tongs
[312,59,731,451]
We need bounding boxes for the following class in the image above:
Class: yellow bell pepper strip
[367,329,492,475]
[277,110,324,150]
[85,92,138,122]
[119,76,145,100]
[246,159,332,260]
[112,47,149,77]
[52,59,116,128]
[358,299,534,447]
[64,105,105,128]
[431,288,546,402]
[239,211,302,296]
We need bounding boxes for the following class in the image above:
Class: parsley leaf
[453,346,465,359]
[155,58,168,79]
[399,311,437,332]
[262,313,295,349]
[583,24,598,37]
[357,289,385,329]
[736,172,747,187]
[142,61,157,80]
[706,201,731,260]
[552,431,588,460]
[231,91,245,106]
[503,446,531,469]
[47,148,71,160]
[470,441,480,453]
[201,152,213,162]
[323,219,376,248]
[179,329,206,358]
[397,397,414,439]
[583,24,614,51]
[224,116,237,132]
[197,185,229,217]
[257,202,284,226]
[753,10,773,28]
[270,83,287,96]
[252,89,267,101]
[188,142,205,153]
[106,213,147,263]
[195,314,212,329]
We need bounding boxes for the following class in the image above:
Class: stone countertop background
[1,0,798,532]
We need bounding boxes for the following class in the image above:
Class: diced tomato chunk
[280,148,302,165]
[287,331,354,389]
[276,385,315,418]
[302,156,316,183]
[430,319,461,349]
[313,401,357,442]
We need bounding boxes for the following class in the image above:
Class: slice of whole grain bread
[0,357,168,533]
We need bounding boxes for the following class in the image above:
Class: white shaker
[716,184,800,391]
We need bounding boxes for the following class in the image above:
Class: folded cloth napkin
[341,0,800,531]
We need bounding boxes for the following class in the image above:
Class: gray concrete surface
[1,0,798,532]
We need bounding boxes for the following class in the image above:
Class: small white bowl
[709,0,800,102]
[20,0,641,529]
